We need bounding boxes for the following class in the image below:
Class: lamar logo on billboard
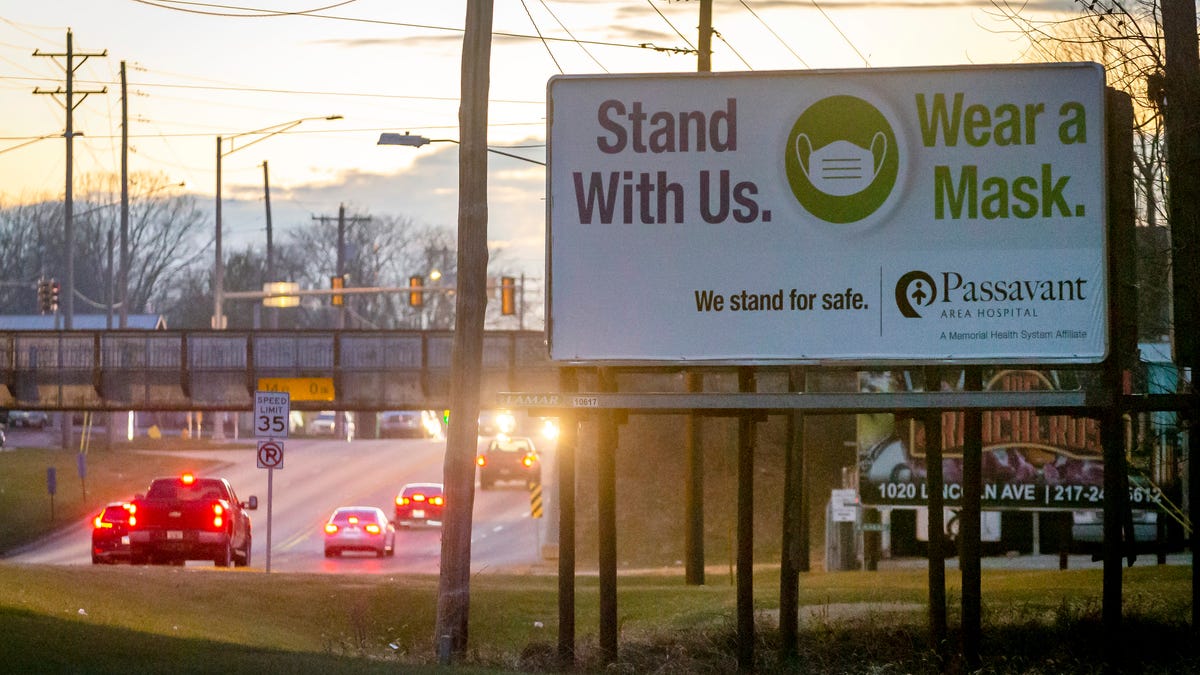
[895,270,936,318]
[784,94,903,224]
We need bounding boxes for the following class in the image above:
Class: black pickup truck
[127,473,257,567]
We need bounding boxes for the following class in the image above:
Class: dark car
[9,410,48,429]
[91,502,134,564]
[476,436,540,490]
[380,410,435,439]
[394,482,444,527]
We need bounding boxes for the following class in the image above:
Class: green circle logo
[784,95,899,224]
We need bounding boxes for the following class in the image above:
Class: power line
[809,0,871,67]
[538,0,608,73]
[738,0,810,68]
[520,0,563,74]
[645,0,696,51]
[712,29,753,70]
[0,74,544,105]
[130,0,690,53]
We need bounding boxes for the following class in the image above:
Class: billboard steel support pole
[924,366,948,664]
[779,366,805,661]
[597,368,619,665]
[684,371,705,586]
[735,367,756,671]
[556,367,577,670]
[961,366,983,671]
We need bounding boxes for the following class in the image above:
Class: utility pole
[34,30,107,331]
[263,161,276,329]
[435,0,493,663]
[1159,0,1200,634]
[119,60,129,329]
[313,206,371,330]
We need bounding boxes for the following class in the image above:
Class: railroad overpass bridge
[0,330,556,412]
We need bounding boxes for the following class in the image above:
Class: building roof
[0,314,166,330]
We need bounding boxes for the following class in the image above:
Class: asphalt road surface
[7,435,551,574]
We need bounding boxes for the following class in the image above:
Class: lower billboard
[857,370,1161,510]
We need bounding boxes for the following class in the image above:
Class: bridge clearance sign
[547,63,1108,365]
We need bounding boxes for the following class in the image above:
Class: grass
[0,443,236,553]
[0,564,1194,673]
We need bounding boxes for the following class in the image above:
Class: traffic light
[330,275,344,306]
[409,275,424,307]
[500,276,516,316]
[36,279,50,314]
[49,281,59,313]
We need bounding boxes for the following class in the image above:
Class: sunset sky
[0,1,1070,274]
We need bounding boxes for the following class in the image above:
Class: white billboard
[547,63,1108,364]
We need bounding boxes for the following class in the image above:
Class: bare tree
[989,0,1173,340]
[0,171,205,320]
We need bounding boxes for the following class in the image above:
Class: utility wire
[645,0,696,51]
[809,0,871,67]
[520,0,563,74]
[738,0,809,68]
[538,0,608,73]
[131,0,359,18]
[130,0,689,53]
[712,29,752,70]
[0,74,544,105]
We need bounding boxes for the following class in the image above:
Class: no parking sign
[257,439,285,470]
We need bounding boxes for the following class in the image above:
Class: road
[7,434,552,574]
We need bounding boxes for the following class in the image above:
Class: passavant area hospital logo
[784,95,899,224]
[895,270,936,318]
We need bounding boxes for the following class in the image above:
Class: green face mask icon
[785,95,899,224]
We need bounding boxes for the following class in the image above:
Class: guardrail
[0,330,554,411]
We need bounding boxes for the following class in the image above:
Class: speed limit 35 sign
[254,390,291,439]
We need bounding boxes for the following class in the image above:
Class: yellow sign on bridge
[256,377,335,402]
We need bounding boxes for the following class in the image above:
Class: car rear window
[146,479,228,501]
[333,509,379,524]
[490,438,532,453]
[102,506,130,522]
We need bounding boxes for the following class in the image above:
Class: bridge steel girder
[0,330,555,412]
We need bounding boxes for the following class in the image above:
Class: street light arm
[378,132,545,166]
[224,114,343,157]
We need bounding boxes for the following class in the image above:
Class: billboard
[547,63,1108,364]
[856,370,1162,510]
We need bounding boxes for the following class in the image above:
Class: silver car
[322,506,395,558]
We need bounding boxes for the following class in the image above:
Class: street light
[213,115,342,330]
[377,132,545,166]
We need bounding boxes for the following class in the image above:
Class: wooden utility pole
[119,60,129,329]
[1159,0,1200,632]
[33,30,107,331]
[435,0,493,663]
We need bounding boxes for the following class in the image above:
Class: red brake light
[181,473,195,485]
[431,496,444,506]
[93,514,105,528]
[349,516,359,524]
[476,456,486,467]
[324,523,339,534]
[397,496,409,506]
[365,523,382,535]
[128,515,137,527]
[522,455,535,467]
[412,494,426,502]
